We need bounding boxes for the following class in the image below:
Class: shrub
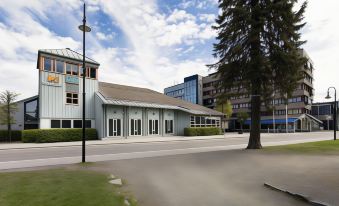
[0,130,22,142]
[184,127,221,136]
[22,129,98,143]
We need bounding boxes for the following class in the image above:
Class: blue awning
[244,118,298,125]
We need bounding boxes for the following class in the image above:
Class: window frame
[66,92,79,105]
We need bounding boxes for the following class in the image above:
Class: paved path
[84,148,339,206]
[0,132,332,170]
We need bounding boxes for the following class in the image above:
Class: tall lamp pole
[325,87,337,140]
[78,3,91,162]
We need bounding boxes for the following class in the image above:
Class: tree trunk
[7,102,11,142]
[247,94,262,149]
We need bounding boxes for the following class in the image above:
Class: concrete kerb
[264,183,331,206]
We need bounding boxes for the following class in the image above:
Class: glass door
[108,119,122,137]
[148,119,159,135]
[165,120,174,134]
[130,119,142,136]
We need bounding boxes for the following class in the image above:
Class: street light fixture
[78,3,91,162]
[325,87,337,140]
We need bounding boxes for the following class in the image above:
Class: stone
[109,178,122,186]
[109,174,116,179]
[124,199,131,206]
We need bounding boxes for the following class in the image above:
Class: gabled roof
[38,48,100,65]
[97,82,224,116]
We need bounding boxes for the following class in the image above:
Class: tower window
[44,58,53,72]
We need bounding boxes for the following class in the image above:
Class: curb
[264,183,331,206]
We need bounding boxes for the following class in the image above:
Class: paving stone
[109,178,122,186]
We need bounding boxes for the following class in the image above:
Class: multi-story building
[164,50,323,132]
[164,75,203,105]
[1,49,223,138]
[311,102,339,130]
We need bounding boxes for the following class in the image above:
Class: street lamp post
[78,3,91,162]
[325,87,337,140]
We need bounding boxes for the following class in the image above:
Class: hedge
[184,127,221,136]
[0,130,22,142]
[22,129,98,143]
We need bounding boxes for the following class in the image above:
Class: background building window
[51,120,61,128]
[66,93,78,105]
[56,60,64,73]
[44,58,53,72]
[62,120,71,128]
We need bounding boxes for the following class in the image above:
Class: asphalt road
[0,132,332,170]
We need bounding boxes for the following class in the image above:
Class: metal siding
[94,94,104,139]
[39,71,97,119]
[176,111,190,136]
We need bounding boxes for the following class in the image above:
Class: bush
[22,129,98,143]
[0,130,22,142]
[184,127,221,136]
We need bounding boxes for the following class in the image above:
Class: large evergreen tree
[209,0,307,149]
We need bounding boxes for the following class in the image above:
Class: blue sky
[0,0,338,102]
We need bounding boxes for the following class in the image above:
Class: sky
[0,0,338,103]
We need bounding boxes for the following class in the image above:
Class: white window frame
[148,119,159,135]
[164,119,174,134]
[129,119,142,136]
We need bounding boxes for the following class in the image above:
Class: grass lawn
[264,140,339,155]
[0,167,137,206]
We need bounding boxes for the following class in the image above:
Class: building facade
[2,49,223,138]
[311,102,339,130]
[164,50,322,132]
[164,75,203,105]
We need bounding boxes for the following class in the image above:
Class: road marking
[0,137,330,171]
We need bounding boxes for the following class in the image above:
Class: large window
[66,92,78,105]
[130,119,142,136]
[190,116,220,128]
[108,119,121,137]
[56,60,64,73]
[165,120,173,134]
[148,119,159,135]
[44,58,53,72]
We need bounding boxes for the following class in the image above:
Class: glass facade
[164,75,201,104]
[24,98,39,129]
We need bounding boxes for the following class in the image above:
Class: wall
[39,71,97,120]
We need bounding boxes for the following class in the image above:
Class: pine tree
[209,0,307,149]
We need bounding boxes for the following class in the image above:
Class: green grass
[0,168,137,206]
[264,140,339,155]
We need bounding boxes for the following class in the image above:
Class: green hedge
[22,129,98,143]
[184,127,221,136]
[0,130,22,142]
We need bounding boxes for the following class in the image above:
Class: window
[73,120,82,128]
[148,119,159,135]
[165,120,173,134]
[80,66,86,77]
[85,120,91,128]
[108,119,121,136]
[130,119,142,136]
[51,120,61,128]
[62,120,71,128]
[44,58,53,71]
[90,68,96,79]
[66,63,78,75]
[66,93,78,105]
[56,60,64,73]
[190,116,220,127]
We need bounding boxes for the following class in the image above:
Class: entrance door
[148,119,159,135]
[130,119,142,136]
[108,119,122,137]
[165,120,174,134]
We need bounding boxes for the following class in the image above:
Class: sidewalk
[0,131,331,150]
[0,133,246,150]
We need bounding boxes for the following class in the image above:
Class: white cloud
[199,13,216,22]
[96,32,115,41]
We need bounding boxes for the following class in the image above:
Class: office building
[164,50,323,132]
